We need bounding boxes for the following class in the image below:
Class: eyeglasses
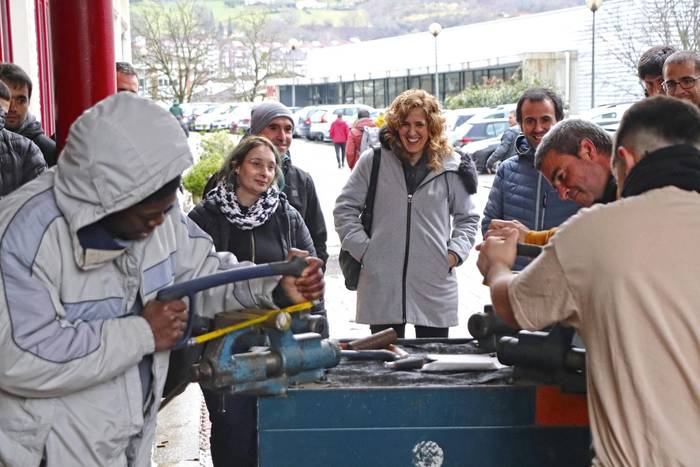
[662,76,700,93]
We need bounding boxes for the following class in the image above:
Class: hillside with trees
[131,0,582,43]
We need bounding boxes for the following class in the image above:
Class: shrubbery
[444,77,548,109]
[183,131,236,202]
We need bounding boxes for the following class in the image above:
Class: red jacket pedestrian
[329,114,350,143]
[346,110,376,169]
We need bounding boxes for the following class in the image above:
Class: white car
[193,103,246,131]
[308,104,375,141]
[577,102,635,130]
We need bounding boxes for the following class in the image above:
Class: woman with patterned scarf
[188,135,317,467]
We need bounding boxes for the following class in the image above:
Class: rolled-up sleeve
[508,243,580,330]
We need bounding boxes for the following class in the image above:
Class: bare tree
[133,0,215,103]
[227,10,290,101]
[605,0,700,75]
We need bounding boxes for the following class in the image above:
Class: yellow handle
[187,301,314,346]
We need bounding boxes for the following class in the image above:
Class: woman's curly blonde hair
[383,89,452,171]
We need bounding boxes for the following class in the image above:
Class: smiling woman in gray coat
[334,89,480,338]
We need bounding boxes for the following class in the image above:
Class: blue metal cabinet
[258,385,591,467]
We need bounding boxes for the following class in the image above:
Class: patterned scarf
[207,182,281,230]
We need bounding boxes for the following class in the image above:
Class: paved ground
[153,136,496,466]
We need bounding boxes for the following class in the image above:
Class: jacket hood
[353,117,375,130]
[54,93,193,236]
[515,134,535,161]
[17,112,45,139]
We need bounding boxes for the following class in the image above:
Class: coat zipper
[399,170,450,323]
[401,193,413,324]
[250,231,256,262]
[541,190,547,230]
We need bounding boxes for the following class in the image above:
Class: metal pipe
[50,0,115,151]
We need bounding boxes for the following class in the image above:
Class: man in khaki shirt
[477,96,700,467]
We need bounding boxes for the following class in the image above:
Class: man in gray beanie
[249,101,328,265]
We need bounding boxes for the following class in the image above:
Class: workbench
[256,340,591,467]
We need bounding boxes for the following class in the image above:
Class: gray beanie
[250,101,295,135]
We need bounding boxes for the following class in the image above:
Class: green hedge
[444,78,549,109]
[183,131,236,202]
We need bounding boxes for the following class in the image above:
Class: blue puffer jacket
[481,134,580,269]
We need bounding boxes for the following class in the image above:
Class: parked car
[451,117,511,148]
[578,102,634,129]
[308,104,375,141]
[445,104,515,143]
[443,107,488,134]
[193,103,246,132]
[293,106,318,138]
[228,102,255,134]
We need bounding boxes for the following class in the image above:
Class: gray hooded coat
[334,142,480,328]
[0,93,279,467]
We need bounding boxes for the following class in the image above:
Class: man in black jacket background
[0,80,46,197]
[0,63,57,167]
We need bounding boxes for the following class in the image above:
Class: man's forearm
[486,264,519,329]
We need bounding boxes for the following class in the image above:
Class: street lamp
[586,0,603,108]
[288,38,299,107]
[428,22,442,102]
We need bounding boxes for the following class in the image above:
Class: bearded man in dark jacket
[0,80,46,197]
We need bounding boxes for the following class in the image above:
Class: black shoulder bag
[339,147,381,291]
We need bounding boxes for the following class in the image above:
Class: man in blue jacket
[481,87,579,270]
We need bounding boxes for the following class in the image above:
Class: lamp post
[428,22,442,102]
[288,38,299,107]
[586,0,603,109]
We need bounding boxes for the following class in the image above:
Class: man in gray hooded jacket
[0,93,324,467]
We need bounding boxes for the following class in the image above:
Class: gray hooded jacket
[334,144,480,328]
[0,93,279,467]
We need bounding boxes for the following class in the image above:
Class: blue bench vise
[190,311,341,396]
[160,257,341,406]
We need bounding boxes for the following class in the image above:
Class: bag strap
[361,147,382,234]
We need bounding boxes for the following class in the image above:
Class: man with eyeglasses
[662,51,700,108]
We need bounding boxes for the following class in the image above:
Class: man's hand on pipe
[485,219,529,242]
[281,248,325,303]
[476,228,519,285]
[143,299,188,351]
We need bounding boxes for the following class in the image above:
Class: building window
[419,74,433,93]
[445,72,461,98]
[343,82,353,103]
[374,79,385,108]
[362,80,373,107]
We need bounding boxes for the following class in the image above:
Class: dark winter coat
[0,126,47,197]
[486,125,520,170]
[201,154,328,266]
[16,113,57,166]
[282,157,328,265]
[481,135,580,270]
[188,194,315,264]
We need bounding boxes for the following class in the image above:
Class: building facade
[275,0,670,113]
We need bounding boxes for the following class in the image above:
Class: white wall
[8,0,41,119]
